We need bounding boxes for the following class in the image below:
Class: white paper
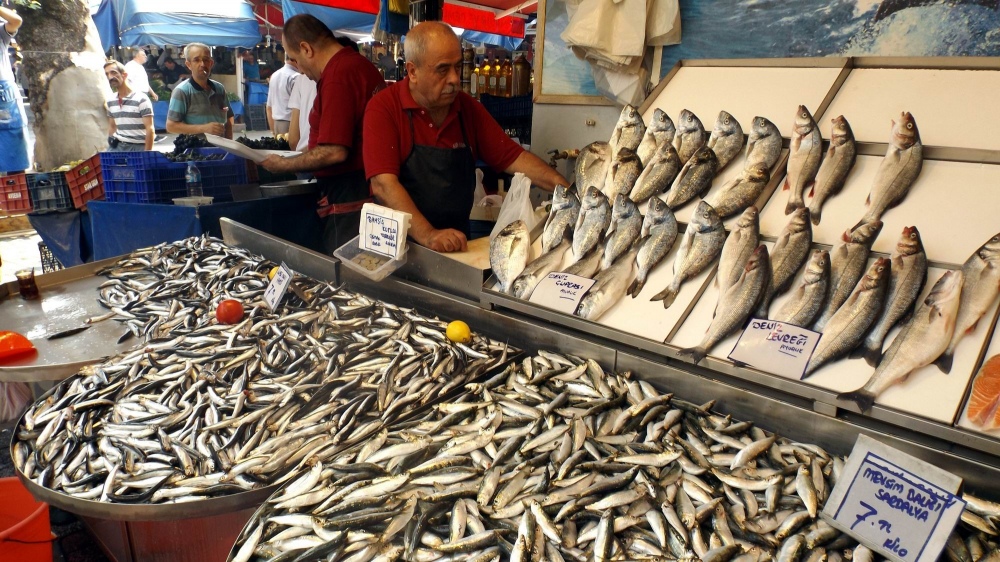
[263,263,293,311]
[204,134,300,164]
[529,273,597,314]
[823,435,964,562]
[728,319,821,380]
[360,203,410,260]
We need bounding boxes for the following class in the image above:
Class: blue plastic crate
[247,82,268,105]
[100,148,247,204]
[26,172,73,212]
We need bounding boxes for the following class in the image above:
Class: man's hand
[423,229,468,253]
[201,122,225,136]
[149,91,159,101]
[258,154,287,173]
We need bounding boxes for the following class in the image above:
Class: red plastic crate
[0,172,31,214]
[65,154,104,209]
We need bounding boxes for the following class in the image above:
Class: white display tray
[956,317,1000,439]
[205,134,300,164]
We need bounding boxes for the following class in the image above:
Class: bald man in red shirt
[364,22,568,253]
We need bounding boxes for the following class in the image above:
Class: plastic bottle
[482,57,494,97]
[471,57,480,99]
[186,161,203,198]
[501,57,513,98]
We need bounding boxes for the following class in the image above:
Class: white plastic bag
[0,381,32,424]
[490,173,539,239]
[473,169,486,207]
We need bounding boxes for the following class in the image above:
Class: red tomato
[216,300,245,324]
[0,331,36,363]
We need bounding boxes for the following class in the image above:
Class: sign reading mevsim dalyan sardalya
[823,435,965,562]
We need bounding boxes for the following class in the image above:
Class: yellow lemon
[446,320,472,344]
[268,266,279,280]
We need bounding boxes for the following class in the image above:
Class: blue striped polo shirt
[167,78,234,125]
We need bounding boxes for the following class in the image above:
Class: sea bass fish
[758,208,812,318]
[665,146,718,210]
[609,104,645,155]
[512,239,571,300]
[576,241,641,321]
[681,245,770,364]
[935,232,1000,373]
[745,116,782,171]
[853,112,923,229]
[716,207,760,313]
[602,148,643,202]
[575,141,612,193]
[630,142,681,204]
[628,196,677,298]
[773,249,830,328]
[808,116,857,225]
[706,162,770,219]
[637,108,676,165]
[783,105,823,215]
[838,270,963,413]
[812,220,883,332]
[602,194,643,270]
[707,110,744,172]
[674,109,706,164]
[570,187,612,265]
[491,220,531,294]
[856,226,927,367]
[541,185,581,254]
[803,258,891,378]
[651,201,726,308]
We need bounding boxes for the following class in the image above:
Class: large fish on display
[541,184,580,254]
[803,258,891,378]
[601,193,642,270]
[716,206,760,313]
[706,162,770,219]
[773,249,831,328]
[966,355,1000,428]
[853,112,923,229]
[562,245,602,279]
[512,239,570,300]
[576,240,641,321]
[808,116,857,225]
[601,147,643,202]
[673,109,706,164]
[608,104,645,155]
[628,196,677,298]
[629,141,681,204]
[651,201,726,308]
[812,220,883,332]
[636,108,676,165]
[838,269,963,413]
[855,226,927,366]
[745,116,782,171]
[935,232,1000,373]
[783,105,823,215]
[569,186,612,265]
[706,110,744,172]
[490,220,531,294]
[681,245,771,364]
[664,146,718,210]
[575,141,611,193]
[757,207,812,317]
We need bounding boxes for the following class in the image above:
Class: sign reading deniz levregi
[823,435,965,562]
[528,273,596,314]
[727,319,821,379]
[360,203,410,260]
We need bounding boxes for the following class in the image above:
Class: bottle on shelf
[478,56,489,98]
[500,57,513,98]
[471,57,481,99]
[186,161,203,198]
[487,55,498,97]
[512,53,531,96]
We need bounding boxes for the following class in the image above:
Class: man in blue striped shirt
[104,60,153,152]
[166,43,234,139]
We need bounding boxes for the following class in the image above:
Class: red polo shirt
[309,47,386,178]
[363,77,524,180]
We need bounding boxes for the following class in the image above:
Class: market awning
[112,0,262,48]
[281,0,378,34]
[293,0,528,38]
[90,0,120,52]
[253,0,285,39]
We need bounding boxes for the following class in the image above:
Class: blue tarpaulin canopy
[90,0,119,52]
[111,0,261,48]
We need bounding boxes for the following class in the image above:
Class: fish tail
[854,341,883,368]
[678,346,708,365]
[652,286,679,308]
[837,389,877,413]
[809,203,822,225]
[784,199,801,215]
[627,277,646,299]
[934,350,954,375]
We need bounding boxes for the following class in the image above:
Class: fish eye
[906,122,912,129]
[801,112,807,118]
[910,232,917,239]
[877,266,884,272]
[724,117,730,125]
[759,119,765,126]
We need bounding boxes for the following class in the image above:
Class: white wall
[529,102,622,184]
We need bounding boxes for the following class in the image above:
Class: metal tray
[259,180,318,198]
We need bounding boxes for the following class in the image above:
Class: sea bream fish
[935,232,1000,373]
[855,226,927,367]
[681,245,770,364]
[637,108,676,165]
[541,184,581,254]
[575,141,611,192]
[602,194,642,270]
[803,257,891,378]
[569,186,612,265]
[651,201,726,308]
[808,116,857,225]
[757,207,812,318]
[627,196,677,298]
[706,110,744,172]
[629,141,681,204]
[665,146,719,210]
[602,147,643,202]
[512,239,571,300]
[812,220,883,332]
[838,269,963,413]
[773,249,830,328]
[853,112,923,229]
[745,116,782,171]
[609,104,645,155]
[576,240,641,321]
[783,105,823,215]
[705,162,770,219]
[715,206,760,313]
[673,109,706,164]
[490,220,531,294]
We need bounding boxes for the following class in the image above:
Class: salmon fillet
[967,355,1000,427]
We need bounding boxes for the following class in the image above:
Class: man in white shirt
[286,72,316,152]
[124,48,158,102]
[265,55,298,135]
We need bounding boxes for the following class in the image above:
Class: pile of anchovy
[13,237,510,504]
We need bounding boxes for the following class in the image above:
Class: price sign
[527,273,596,314]
[823,435,964,562]
[263,262,293,311]
[360,203,410,259]
[727,319,821,379]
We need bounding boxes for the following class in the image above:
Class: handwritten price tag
[263,262,293,311]
[823,435,964,562]
[728,319,821,379]
[528,273,596,314]
[360,203,410,260]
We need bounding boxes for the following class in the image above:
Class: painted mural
[540,0,601,98]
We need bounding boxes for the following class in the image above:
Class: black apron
[397,111,477,236]
[316,169,372,254]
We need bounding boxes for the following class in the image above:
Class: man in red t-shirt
[260,15,386,253]
[364,22,568,253]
